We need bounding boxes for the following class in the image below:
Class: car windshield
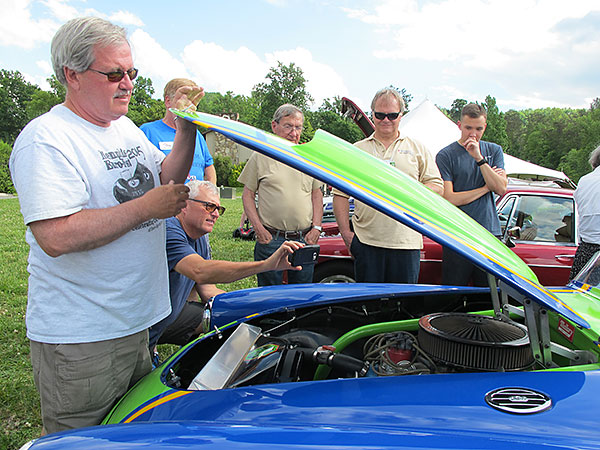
[572,251,600,287]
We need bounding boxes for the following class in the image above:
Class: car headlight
[18,439,36,450]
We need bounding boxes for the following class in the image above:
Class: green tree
[126,76,164,126]
[482,95,509,150]
[198,91,257,125]
[48,74,66,101]
[559,147,593,183]
[307,96,363,143]
[213,154,233,187]
[446,98,467,123]
[0,140,15,193]
[251,62,314,131]
[26,90,61,121]
[0,69,41,144]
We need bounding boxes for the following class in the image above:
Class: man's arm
[424,181,444,195]
[173,240,304,285]
[304,188,324,245]
[441,180,490,207]
[29,182,189,257]
[242,186,272,244]
[160,86,204,184]
[462,137,507,196]
[333,194,354,250]
[203,164,217,185]
[480,164,507,196]
[195,283,225,302]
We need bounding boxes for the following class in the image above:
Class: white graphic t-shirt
[10,105,170,343]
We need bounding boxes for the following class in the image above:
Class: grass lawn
[0,189,256,449]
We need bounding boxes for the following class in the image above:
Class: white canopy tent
[398,99,574,186]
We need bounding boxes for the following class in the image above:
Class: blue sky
[2,0,600,113]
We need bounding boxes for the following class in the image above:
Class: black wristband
[476,157,488,166]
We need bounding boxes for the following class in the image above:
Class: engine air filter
[418,313,534,371]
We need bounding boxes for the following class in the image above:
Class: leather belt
[265,226,312,239]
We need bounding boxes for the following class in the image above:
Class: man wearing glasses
[9,17,201,433]
[141,78,217,184]
[149,180,303,351]
[238,104,324,286]
[333,88,443,283]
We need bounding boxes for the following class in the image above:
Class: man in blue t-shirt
[141,78,216,184]
[435,103,508,286]
[149,180,304,349]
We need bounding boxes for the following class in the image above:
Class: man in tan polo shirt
[333,88,444,283]
[238,104,323,286]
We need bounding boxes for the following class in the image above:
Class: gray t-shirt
[436,140,504,236]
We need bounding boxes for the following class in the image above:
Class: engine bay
[164,289,598,390]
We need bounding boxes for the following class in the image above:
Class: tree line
[1,62,599,193]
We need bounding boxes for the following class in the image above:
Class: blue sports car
[21,112,600,450]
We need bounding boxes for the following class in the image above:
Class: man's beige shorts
[30,330,151,434]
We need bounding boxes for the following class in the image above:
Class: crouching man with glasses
[149,180,304,355]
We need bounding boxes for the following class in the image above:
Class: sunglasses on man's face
[189,198,226,215]
[88,68,138,82]
[373,111,401,121]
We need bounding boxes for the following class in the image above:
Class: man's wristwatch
[476,157,488,166]
[313,225,322,232]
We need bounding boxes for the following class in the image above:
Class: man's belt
[264,226,312,239]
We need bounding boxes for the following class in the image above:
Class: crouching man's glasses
[189,199,226,215]
[88,68,138,82]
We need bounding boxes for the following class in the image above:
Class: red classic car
[315,179,577,286]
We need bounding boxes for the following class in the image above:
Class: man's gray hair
[370,88,406,113]
[187,180,219,199]
[589,145,600,170]
[272,104,303,123]
[51,17,128,86]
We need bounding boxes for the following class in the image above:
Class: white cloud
[41,0,79,22]
[344,0,600,69]
[181,41,268,97]
[129,29,190,96]
[341,0,600,109]
[266,47,350,106]
[108,10,144,27]
[0,0,59,49]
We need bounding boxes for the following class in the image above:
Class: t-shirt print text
[100,145,145,170]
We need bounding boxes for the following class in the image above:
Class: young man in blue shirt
[436,103,508,286]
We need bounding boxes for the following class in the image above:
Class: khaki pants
[30,330,151,434]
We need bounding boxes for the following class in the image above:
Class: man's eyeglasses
[280,123,303,133]
[189,198,226,215]
[88,68,138,82]
[373,111,401,121]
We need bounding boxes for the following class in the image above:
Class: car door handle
[555,254,575,260]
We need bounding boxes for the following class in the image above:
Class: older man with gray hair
[9,17,201,433]
[150,180,303,350]
[238,104,324,286]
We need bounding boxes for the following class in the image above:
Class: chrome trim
[485,387,552,414]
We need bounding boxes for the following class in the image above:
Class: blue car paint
[211,283,485,327]
[26,371,600,449]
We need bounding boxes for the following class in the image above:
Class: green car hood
[174,110,589,329]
